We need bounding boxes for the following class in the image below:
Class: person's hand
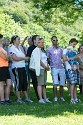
[45,66,50,71]
[6,55,10,60]
[24,36,28,41]
[67,57,70,61]
[25,57,29,61]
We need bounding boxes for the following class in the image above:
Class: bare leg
[70,84,76,99]
[60,86,63,98]
[23,91,28,99]
[67,79,71,93]
[53,85,57,98]
[5,79,11,100]
[16,91,21,99]
[0,81,5,101]
[37,85,42,100]
[27,80,30,91]
[73,85,77,99]
[42,85,46,100]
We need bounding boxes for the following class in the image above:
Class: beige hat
[67,46,73,51]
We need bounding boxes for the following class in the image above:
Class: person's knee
[7,83,12,88]
[53,85,57,89]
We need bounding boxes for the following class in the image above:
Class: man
[63,38,80,103]
[46,36,65,102]
[26,35,40,100]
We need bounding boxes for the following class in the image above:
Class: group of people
[0,34,83,105]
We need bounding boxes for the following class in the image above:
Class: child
[66,46,79,71]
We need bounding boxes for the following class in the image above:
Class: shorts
[68,69,80,84]
[12,67,27,91]
[0,67,11,81]
[37,69,47,85]
[51,68,65,86]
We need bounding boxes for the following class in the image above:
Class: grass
[0,72,83,125]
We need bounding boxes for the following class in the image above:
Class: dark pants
[29,69,39,100]
[12,67,27,91]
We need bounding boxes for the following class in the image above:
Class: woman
[29,38,51,103]
[2,37,15,95]
[0,34,11,105]
[9,35,33,103]
[21,36,33,91]
[2,37,10,52]
[77,45,83,94]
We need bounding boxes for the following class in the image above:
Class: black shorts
[0,67,11,81]
[12,67,27,91]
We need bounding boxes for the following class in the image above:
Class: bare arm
[68,55,80,63]
[63,54,68,61]
[21,36,28,47]
[12,54,29,61]
[0,51,10,61]
[40,60,49,71]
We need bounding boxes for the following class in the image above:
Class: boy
[66,46,79,71]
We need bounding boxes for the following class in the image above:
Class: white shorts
[51,68,65,86]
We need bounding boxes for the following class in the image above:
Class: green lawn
[0,72,83,125]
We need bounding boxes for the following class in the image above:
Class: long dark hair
[78,44,83,53]
[10,35,19,44]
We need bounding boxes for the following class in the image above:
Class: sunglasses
[52,40,58,42]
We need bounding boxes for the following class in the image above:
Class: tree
[29,0,83,24]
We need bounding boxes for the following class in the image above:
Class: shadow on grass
[0,82,83,118]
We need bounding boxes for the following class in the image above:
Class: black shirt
[27,45,37,57]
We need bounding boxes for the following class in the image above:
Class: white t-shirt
[40,51,47,69]
[9,45,25,69]
[63,48,71,70]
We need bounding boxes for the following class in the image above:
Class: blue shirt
[66,51,78,65]
[3,47,8,52]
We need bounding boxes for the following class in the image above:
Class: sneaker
[17,98,25,104]
[39,99,46,104]
[60,97,65,102]
[74,98,81,103]
[70,99,76,104]
[44,98,52,103]
[25,98,33,103]
[5,100,12,104]
[54,97,58,102]
[0,101,7,105]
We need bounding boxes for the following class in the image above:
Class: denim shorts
[51,68,65,86]
[68,69,80,84]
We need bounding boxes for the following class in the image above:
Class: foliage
[0,0,83,49]
[30,0,83,25]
